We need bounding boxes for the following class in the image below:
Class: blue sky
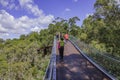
[0,0,96,39]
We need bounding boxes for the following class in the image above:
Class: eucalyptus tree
[67,16,80,36]
[94,0,120,55]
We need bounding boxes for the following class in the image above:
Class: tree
[0,38,4,43]
[94,0,120,55]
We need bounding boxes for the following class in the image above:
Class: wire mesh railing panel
[69,35,120,79]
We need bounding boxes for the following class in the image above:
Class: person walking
[58,37,65,60]
[64,33,69,42]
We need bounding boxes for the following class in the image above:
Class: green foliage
[81,0,120,56]
[69,0,120,78]
[0,16,81,79]
[0,38,4,43]
[79,33,87,41]
[90,40,106,52]
[0,31,51,79]
[0,0,119,78]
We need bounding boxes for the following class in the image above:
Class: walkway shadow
[56,53,110,80]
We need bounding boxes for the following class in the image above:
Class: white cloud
[4,33,9,36]
[73,0,78,2]
[0,0,55,39]
[0,10,54,39]
[9,3,15,9]
[0,0,53,17]
[86,13,93,18]
[0,0,17,10]
[31,26,41,32]
[19,0,44,17]
[0,33,9,38]
[115,0,120,4]
[0,0,9,7]
[65,8,71,12]
[0,24,8,33]
[39,15,55,24]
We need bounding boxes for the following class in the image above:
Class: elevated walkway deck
[56,41,111,80]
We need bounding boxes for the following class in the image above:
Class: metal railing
[43,37,56,80]
[69,35,117,80]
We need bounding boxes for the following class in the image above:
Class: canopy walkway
[44,36,118,80]
[57,41,111,80]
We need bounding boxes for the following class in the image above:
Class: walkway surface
[56,41,111,80]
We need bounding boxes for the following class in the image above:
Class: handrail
[43,37,56,80]
[69,35,116,80]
